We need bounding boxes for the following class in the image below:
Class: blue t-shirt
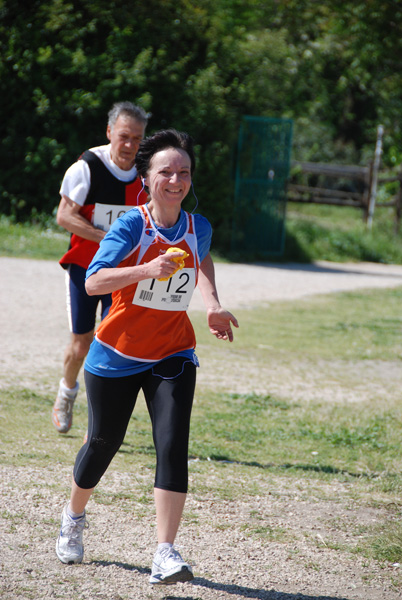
[84,206,212,377]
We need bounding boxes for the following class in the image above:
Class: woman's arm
[85,251,185,296]
[198,253,239,342]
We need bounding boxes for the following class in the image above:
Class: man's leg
[63,330,94,389]
[53,263,99,433]
[52,330,94,433]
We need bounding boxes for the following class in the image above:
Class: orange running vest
[94,205,200,362]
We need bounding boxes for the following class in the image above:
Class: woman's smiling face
[146,147,192,207]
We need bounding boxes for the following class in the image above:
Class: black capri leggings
[73,357,196,493]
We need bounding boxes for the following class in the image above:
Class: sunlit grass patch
[370,521,402,564]
[285,204,402,264]
[0,216,69,260]
[189,389,402,490]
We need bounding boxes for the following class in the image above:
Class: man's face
[107,115,145,171]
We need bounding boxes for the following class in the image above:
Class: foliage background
[1,0,401,252]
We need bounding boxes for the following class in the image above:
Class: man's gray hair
[108,101,149,129]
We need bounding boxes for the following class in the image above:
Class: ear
[106,125,112,142]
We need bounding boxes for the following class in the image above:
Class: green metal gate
[231,116,293,256]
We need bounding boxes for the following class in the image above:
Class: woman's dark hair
[135,129,196,178]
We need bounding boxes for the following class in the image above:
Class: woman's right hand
[144,251,186,281]
[86,251,186,296]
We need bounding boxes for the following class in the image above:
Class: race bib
[93,203,132,232]
[132,268,196,311]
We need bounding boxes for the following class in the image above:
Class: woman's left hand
[206,307,239,342]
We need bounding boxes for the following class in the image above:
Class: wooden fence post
[362,162,372,223]
[367,124,384,230]
[394,169,402,234]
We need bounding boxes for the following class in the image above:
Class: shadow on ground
[91,560,352,600]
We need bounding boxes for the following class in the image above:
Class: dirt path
[1,256,402,600]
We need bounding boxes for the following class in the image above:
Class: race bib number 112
[132,268,196,312]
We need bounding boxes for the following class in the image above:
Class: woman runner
[55,128,239,585]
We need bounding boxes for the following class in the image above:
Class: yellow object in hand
[158,247,189,281]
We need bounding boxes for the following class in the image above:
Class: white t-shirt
[59,144,139,207]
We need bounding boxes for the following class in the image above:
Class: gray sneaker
[149,545,194,585]
[52,379,79,433]
[56,506,87,564]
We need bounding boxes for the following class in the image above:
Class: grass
[283,203,402,263]
[251,289,402,361]
[0,215,70,260]
[189,391,402,477]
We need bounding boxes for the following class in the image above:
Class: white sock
[67,504,85,520]
[158,542,173,553]
[60,378,79,396]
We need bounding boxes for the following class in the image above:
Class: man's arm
[198,253,239,342]
[56,195,105,243]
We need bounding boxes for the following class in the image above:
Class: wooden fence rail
[287,160,402,231]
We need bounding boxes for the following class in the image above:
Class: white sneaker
[52,379,79,433]
[149,545,194,585]
[56,506,87,564]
